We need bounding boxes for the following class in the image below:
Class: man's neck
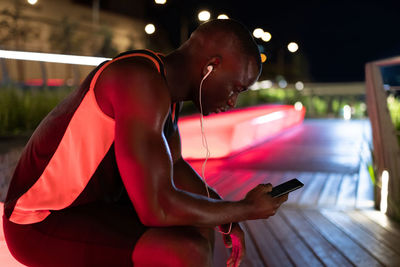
[163,50,193,103]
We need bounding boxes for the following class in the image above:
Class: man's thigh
[4,202,147,267]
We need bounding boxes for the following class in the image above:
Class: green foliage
[0,87,71,136]
[387,95,400,144]
[368,164,376,185]
[237,88,367,119]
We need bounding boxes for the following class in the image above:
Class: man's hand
[220,223,245,267]
[243,184,288,220]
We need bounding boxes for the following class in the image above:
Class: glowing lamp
[260,53,267,63]
[145,24,156,34]
[343,105,351,120]
[198,10,211,21]
[380,170,389,213]
[217,14,229,19]
[155,0,166,4]
[27,0,38,5]
[261,32,272,42]
[295,81,304,90]
[288,42,299,53]
[260,80,272,89]
[253,28,264,38]
[294,102,303,111]
[278,80,287,88]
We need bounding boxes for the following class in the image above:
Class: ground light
[217,14,229,19]
[380,170,389,214]
[343,105,351,120]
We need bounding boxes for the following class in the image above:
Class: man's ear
[202,56,221,76]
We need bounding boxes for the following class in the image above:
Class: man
[3,19,288,267]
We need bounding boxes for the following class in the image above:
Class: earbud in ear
[207,65,213,73]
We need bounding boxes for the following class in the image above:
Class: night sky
[79,0,400,82]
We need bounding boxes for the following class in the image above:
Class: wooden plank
[215,170,258,200]
[302,209,382,266]
[336,173,357,208]
[298,172,327,206]
[356,159,374,208]
[240,222,267,267]
[222,171,274,201]
[321,209,400,266]
[317,173,342,207]
[360,209,400,238]
[262,171,286,186]
[286,172,313,204]
[245,219,293,267]
[281,208,352,267]
[265,212,323,266]
[213,230,229,267]
[346,211,400,254]
[211,170,253,198]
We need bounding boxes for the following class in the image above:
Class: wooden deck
[1,119,399,266]
[186,119,400,267]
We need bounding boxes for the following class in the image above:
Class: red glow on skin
[179,104,305,159]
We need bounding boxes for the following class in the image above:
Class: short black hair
[196,19,262,73]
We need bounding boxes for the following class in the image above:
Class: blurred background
[0,0,399,136]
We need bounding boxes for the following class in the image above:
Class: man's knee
[132,227,213,267]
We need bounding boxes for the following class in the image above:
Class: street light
[198,10,211,22]
[295,81,304,90]
[145,24,156,35]
[261,31,271,42]
[287,42,299,53]
[155,0,167,4]
[27,0,38,5]
[252,28,264,39]
[217,14,229,19]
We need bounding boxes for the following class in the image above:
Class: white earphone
[204,65,213,80]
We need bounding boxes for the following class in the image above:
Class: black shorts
[3,200,147,267]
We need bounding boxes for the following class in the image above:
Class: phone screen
[269,178,304,198]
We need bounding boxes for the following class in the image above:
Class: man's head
[182,19,262,115]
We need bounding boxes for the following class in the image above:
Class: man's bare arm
[99,58,285,228]
[167,127,221,200]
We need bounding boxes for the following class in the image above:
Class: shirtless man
[3,19,288,267]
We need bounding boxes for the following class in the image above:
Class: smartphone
[269,178,304,198]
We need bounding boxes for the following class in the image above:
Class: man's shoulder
[106,54,162,79]
[95,52,171,118]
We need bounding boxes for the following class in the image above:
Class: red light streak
[179,104,305,159]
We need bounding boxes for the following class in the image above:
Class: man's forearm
[173,157,222,200]
[171,158,235,230]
